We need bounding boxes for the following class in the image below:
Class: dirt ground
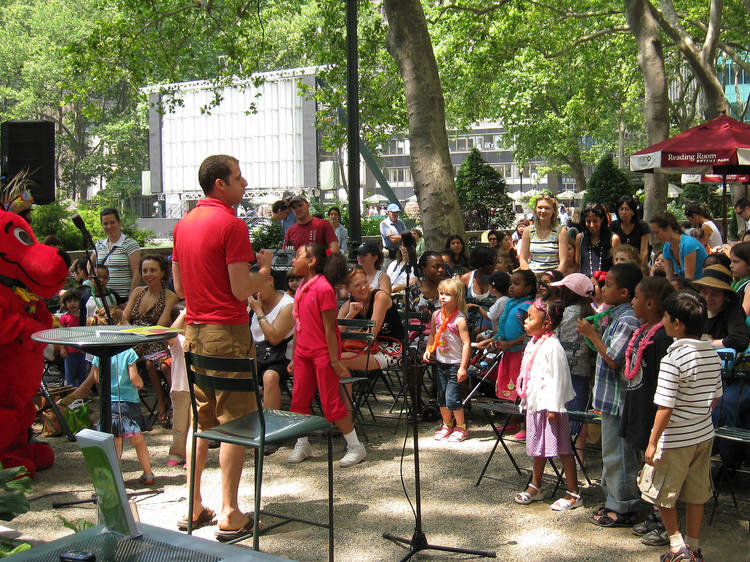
[9,384,750,561]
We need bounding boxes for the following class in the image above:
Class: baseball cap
[289,195,308,205]
[550,273,595,297]
[356,241,382,256]
[387,203,401,213]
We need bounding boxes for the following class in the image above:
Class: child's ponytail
[304,243,348,287]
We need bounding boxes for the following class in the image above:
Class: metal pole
[346,0,361,246]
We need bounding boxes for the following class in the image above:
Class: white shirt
[168,335,188,393]
[520,336,575,414]
[654,338,722,449]
[250,292,295,360]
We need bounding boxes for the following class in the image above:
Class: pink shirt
[293,274,341,357]
[173,198,255,325]
[59,312,82,354]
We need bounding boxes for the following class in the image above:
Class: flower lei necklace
[427,307,458,354]
[516,331,552,399]
[624,321,663,380]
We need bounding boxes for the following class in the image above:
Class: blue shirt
[379,217,407,250]
[495,297,532,352]
[280,213,297,236]
[592,303,641,416]
[92,348,140,404]
[663,234,707,280]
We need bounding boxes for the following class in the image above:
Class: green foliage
[30,200,153,250]
[0,539,31,557]
[57,515,94,533]
[455,148,514,229]
[583,154,633,210]
[360,216,383,237]
[250,221,282,250]
[0,465,31,522]
[680,183,722,220]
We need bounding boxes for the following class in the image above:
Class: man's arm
[227,250,273,301]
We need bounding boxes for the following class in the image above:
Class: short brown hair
[198,155,238,195]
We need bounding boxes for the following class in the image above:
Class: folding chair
[185,351,334,559]
[473,400,526,483]
[710,350,750,526]
[337,318,377,430]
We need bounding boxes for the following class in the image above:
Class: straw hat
[691,264,733,293]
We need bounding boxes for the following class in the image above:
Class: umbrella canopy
[507,190,523,200]
[558,190,576,199]
[667,184,683,198]
[630,115,750,174]
[363,193,388,204]
[573,191,586,200]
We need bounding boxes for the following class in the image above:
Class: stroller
[462,343,503,408]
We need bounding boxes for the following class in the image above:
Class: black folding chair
[185,351,334,559]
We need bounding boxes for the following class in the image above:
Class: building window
[456,137,467,151]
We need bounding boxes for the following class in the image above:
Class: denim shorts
[435,362,463,410]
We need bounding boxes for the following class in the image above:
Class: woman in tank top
[685,203,723,251]
[519,192,569,273]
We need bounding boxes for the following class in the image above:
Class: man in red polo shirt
[283,195,339,252]
[172,154,272,540]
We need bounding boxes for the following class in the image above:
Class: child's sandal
[551,491,582,511]
[514,483,541,505]
[139,473,155,486]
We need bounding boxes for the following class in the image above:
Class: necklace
[516,332,552,399]
[624,322,663,380]
[588,237,602,275]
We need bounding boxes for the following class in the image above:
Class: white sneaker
[286,441,312,464]
[339,444,367,468]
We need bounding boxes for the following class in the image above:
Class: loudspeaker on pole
[1,120,56,205]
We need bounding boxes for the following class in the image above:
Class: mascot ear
[0,210,69,299]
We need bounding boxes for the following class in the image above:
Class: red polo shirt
[173,198,254,325]
[284,217,338,250]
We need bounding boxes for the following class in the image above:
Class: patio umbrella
[363,193,388,204]
[572,191,586,200]
[667,184,683,198]
[630,114,750,236]
[507,190,523,200]
[558,190,576,200]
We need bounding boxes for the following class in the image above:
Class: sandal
[551,491,582,511]
[514,483,542,505]
[591,510,636,528]
[138,473,155,486]
[214,513,262,542]
[177,507,216,531]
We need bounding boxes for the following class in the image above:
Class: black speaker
[1,120,55,204]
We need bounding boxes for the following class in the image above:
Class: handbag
[256,336,292,366]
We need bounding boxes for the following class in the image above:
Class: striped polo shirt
[527,224,560,272]
[654,338,723,449]
[95,233,140,300]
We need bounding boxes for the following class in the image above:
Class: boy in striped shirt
[638,291,723,562]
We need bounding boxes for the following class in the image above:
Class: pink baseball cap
[550,273,595,297]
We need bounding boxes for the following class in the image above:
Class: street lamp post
[519,165,526,194]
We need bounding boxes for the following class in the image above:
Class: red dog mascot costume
[0,209,69,476]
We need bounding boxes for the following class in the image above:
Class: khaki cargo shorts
[638,439,713,508]
[185,323,256,430]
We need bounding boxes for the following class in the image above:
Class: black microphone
[400,230,421,277]
[72,213,95,250]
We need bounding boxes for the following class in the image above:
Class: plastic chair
[184,351,334,559]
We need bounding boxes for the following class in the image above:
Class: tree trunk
[567,155,588,196]
[626,0,669,220]
[654,0,727,120]
[383,0,465,248]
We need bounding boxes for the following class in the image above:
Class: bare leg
[114,436,123,459]
[576,423,589,464]
[659,505,680,537]
[453,408,465,427]
[559,453,579,497]
[217,442,248,530]
[262,370,282,410]
[439,406,452,427]
[130,433,152,475]
[71,372,96,399]
[520,456,547,496]
[186,431,210,520]
[685,502,704,541]
[145,360,169,420]
[334,414,354,435]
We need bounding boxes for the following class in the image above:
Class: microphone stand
[383,253,496,560]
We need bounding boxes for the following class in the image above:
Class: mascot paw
[30,442,54,473]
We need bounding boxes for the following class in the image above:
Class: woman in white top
[385,243,418,294]
[248,273,295,411]
[327,206,349,256]
[356,241,392,294]
[685,203,723,250]
[519,192,569,273]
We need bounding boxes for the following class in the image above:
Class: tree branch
[545,25,630,58]
[529,2,624,18]
[138,1,202,36]
[429,1,512,22]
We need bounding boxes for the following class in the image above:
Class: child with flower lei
[513,299,579,510]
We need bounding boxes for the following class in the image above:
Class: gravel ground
[11,388,750,561]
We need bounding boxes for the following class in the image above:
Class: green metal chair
[184,351,334,559]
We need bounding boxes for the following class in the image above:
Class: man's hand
[256,249,273,272]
